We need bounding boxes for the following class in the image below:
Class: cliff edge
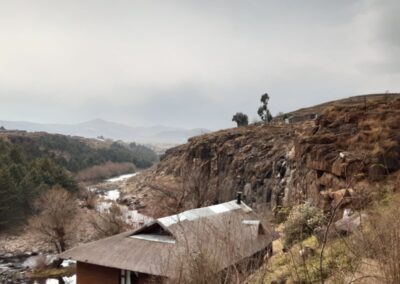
[124,94,400,218]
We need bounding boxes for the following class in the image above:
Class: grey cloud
[356,0,400,73]
[0,0,399,130]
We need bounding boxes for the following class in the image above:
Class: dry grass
[317,96,400,182]
[351,196,400,284]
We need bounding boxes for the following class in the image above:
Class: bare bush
[89,202,134,239]
[147,164,212,217]
[29,186,79,254]
[79,187,98,209]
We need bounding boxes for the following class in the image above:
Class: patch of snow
[124,209,153,225]
[63,274,76,284]
[61,259,76,268]
[36,275,76,284]
[104,189,120,201]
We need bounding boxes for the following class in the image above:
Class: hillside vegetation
[0,131,158,229]
[1,132,158,171]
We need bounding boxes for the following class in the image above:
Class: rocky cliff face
[125,94,400,217]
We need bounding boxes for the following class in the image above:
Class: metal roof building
[59,200,276,283]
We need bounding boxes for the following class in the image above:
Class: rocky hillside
[124,94,400,217]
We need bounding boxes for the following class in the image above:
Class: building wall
[77,262,120,284]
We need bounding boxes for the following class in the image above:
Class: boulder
[335,212,368,234]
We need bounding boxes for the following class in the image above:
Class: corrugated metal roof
[158,200,252,227]
[242,220,261,225]
[131,234,176,244]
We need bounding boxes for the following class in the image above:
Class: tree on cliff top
[232,112,249,127]
[258,93,273,122]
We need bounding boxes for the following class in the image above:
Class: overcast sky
[0,0,399,130]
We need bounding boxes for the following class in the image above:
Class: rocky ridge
[124,94,400,218]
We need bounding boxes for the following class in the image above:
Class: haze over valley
[0,119,209,144]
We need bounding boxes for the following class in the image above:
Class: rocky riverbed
[0,171,152,283]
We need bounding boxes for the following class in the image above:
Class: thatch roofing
[59,200,275,279]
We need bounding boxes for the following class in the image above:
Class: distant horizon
[0,117,212,144]
[2,92,398,131]
[0,117,211,131]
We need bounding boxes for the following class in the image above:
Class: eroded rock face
[156,124,297,210]
[128,94,400,217]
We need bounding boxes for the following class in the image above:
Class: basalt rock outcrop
[126,94,400,217]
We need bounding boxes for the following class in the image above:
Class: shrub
[79,187,98,209]
[274,206,291,223]
[282,203,325,247]
[89,202,133,239]
[232,112,249,127]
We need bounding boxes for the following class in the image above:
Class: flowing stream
[94,172,153,226]
[1,171,150,284]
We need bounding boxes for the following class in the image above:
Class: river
[1,171,151,284]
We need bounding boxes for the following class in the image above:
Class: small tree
[29,186,79,254]
[232,112,249,127]
[258,93,273,122]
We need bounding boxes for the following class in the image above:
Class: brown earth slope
[124,94,400,218]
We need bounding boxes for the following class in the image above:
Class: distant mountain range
[0,119,210,144]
